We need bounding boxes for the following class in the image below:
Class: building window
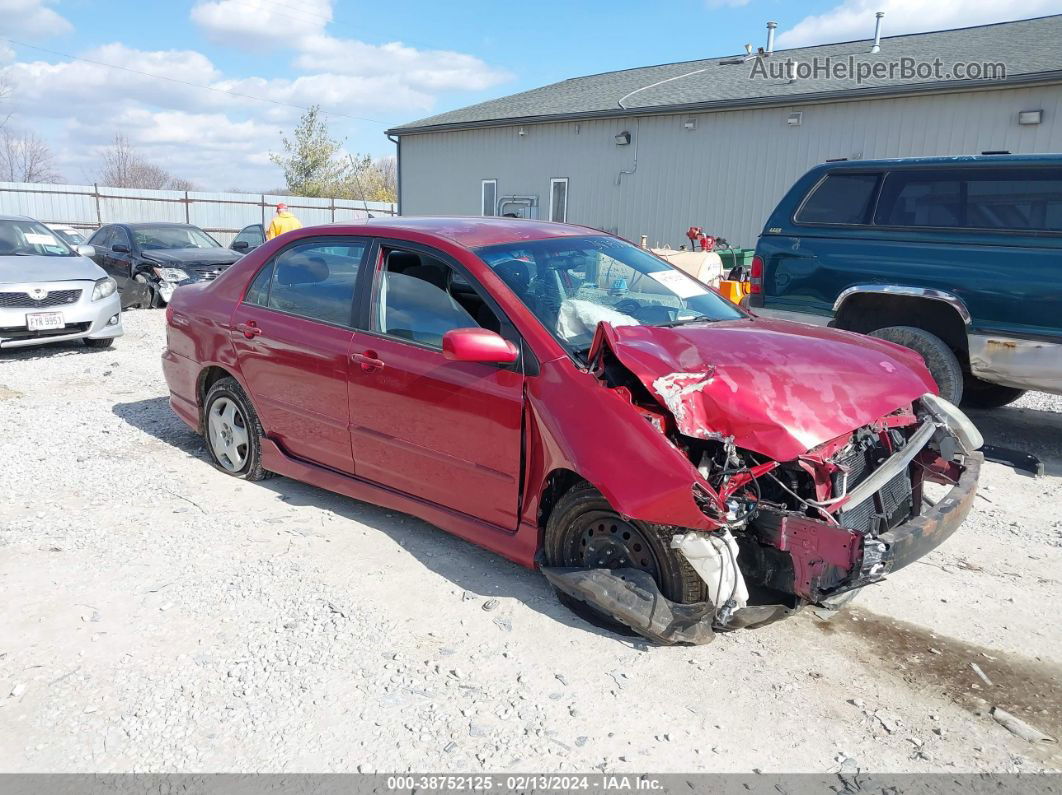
[550,178,568,223]
[482,180,497,217]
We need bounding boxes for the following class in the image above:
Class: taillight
[749,255,764,294]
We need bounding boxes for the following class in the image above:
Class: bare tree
[96,133,193,190]
[0,128,62,183]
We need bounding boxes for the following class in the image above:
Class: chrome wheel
[207,396,249,472]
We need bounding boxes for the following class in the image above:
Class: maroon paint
[161,217,941,571]
[588,318,938,462]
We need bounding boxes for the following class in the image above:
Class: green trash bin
[716,247,755,273]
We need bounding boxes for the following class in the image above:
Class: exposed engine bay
[548,320,985,645]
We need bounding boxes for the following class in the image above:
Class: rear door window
[261,239,367,327]
[875,171,962,227]
[795,173,881,225]
[875,167,1062,231]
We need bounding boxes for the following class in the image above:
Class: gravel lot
[1,310,1060,773]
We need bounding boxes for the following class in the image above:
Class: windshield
[475,235,745,352]
[0,219,75,257]
[133,225,220,251]
[52,228,87,246]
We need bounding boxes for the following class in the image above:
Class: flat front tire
[544,482,707,605]
[870,325,964,404]
[203,377,271,481]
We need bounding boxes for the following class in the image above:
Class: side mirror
[232,240,249,251]
[76,244,96,258]
[112,243,130,254]
[442,328,519,364]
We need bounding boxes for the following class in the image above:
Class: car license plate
[26,312,64,331]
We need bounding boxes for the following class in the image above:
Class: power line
[1,37,388,126]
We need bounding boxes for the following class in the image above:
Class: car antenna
[347,154,375,219]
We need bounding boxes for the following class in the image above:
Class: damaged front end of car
[549,320,983,645]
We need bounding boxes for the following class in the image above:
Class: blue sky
[3,0,1061,190]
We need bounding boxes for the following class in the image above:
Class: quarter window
[875,172,962,227]
[796,173,881,225]
[256,239,366,326]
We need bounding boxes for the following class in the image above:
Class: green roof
[390,15,1062,134]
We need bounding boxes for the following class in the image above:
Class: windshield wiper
[656,315,717,328]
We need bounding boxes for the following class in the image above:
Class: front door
[347,245,525,529]
[229,237,368,474]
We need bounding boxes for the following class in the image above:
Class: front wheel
[203,377,271,481]
[544,482,707,605]
[869,325,964,404]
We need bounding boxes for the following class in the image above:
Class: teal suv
[750,155,1061,407]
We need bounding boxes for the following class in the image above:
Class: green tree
[269,105,351,197]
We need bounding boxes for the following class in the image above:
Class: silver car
[0,215,123,350]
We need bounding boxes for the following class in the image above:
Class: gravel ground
[1,310,1060,773]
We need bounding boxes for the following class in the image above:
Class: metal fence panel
[0,182,398,244]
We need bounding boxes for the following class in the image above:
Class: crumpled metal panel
[589,317,937,461]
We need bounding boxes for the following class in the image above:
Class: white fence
[0,182,398,245]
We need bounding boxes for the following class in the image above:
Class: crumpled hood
[0,254,105,285]
[589,317,937,461]
[143,248,240,266]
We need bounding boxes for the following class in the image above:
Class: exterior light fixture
[615,131,632,145]
[1018,109,1043,126]
[787,112,803,127]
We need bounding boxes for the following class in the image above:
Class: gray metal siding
[399,84,1062,247]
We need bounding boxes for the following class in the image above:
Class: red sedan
[162,217,982,644]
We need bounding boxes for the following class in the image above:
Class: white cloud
[0,0,72,38]
[778,0,1062,47]
[191,0,331,49]
[293,35,513,92]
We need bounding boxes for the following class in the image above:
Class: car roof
[814,153,1062,170]
[330,216,604,249]
[124,222,203,229]
[0,214,34,222]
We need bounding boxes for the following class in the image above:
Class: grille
[190,264,232,280]
[0,289,82,308]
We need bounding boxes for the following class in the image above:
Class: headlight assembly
[153,266,191,282]
[921,392,984,454]
[91,277,117,301]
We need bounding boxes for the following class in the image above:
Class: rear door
[346,243,525,529]
[229,236,369,474]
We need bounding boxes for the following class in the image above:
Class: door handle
[352,351,385,371]
[237,322,262,339]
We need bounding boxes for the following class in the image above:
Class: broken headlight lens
[91,277,117,301]
[921,393,984,454]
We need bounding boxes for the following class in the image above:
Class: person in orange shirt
[265,203,302,240]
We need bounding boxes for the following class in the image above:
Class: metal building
[388,16,1062,248]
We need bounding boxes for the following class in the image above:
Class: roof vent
[870,11,885,53]
[766,21,777,54]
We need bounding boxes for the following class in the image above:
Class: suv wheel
[869,325,964,404]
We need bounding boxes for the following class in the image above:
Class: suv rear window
[795,173,880,225]
[875,168,1062,232]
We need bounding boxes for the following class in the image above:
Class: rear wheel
[203,377,271,481]
[961,376,1026,409]
[869,325,964,404]
[544,482,707,606]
